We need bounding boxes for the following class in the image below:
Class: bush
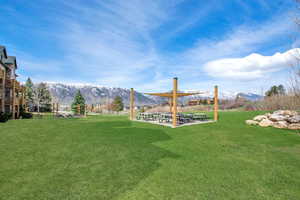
[0,112,11,123]
[20,112,33,119]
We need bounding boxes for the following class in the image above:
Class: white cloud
[203,48,300,80]
[2,0,297,93]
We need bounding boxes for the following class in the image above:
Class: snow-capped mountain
[47,83,156,106]
[236,93,263,101]
[44,83,262,105]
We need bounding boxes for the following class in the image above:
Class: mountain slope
[45,83,262,105]
[47,83,156,106]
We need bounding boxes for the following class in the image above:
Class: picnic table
[136,112,209,124]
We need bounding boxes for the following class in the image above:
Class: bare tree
[289,1,300,97]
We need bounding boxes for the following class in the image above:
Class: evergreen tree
[71,90,86,115]
[111,96,124,112]
[265,85,286,97]
[277,85,286,95]
[25,78,34,111]
[34,83,52,112]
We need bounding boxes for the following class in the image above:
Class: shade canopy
[144,92,201,98]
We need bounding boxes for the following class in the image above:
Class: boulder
[287,115,300,123]
[282,110,298,116]
[273,110,285,115]
[245,120,259,126]
[265,113,271,117]
[253,115,267,121]
[259,119,274,127]
[273,121,288,129]
[269,114,286,122]
[288,123,300,130]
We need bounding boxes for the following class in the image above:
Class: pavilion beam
[214,85,218,121]
[130,88,134,120]
[172,77,178,127]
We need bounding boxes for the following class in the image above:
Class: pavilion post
[169,97,173,113]
[172,77,178,127]
[130,88,134,120]
[214,85,218,121]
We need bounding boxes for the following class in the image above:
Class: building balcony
[4,98,13,106]
[5,79,12,88]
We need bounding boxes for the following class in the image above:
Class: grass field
[0,111,300,200]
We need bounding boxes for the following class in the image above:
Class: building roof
[0,45,8,62]
[4,56,17,69]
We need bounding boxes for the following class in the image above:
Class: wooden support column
[56,103,59,114]
[1,68,5,112]
[16,88,20,119]
[169,97,173,113]
[214,85,218,121]
[172,77,178,127]
[130,88,134,120]
[22,86,25,109]
[12,80,15,119]
[77,104,80,115]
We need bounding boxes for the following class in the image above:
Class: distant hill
[44,83,263,105]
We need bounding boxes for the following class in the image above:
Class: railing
[4,98,13,105]
[5,79,12,88]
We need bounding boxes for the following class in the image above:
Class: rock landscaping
[246,110,300,130]
[55,112,76,118]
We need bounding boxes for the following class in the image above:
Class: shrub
[20,112,33,119]
[0,112,11,123]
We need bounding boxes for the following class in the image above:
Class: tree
[265,85,286,97]
[111,96,124,112]
[25,78,34,111]
[291,1,300,96]
[33,83,52,112]
[71,90,86,115]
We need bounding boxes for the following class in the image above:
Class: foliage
[140,107,145,113]
[0,112,10,122]
[32,82,52,112]
[19,106,33,119]
[25,78,35,111]
[265,85,286,97]
[251,95,300,111]
[0,112,300,199]
[71,90,86,115]
[111,96,124,112]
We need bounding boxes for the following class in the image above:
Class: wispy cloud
[0,0,297,92]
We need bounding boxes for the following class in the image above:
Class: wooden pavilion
[129,77,219,128]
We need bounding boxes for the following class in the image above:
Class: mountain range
[46,83,263,105]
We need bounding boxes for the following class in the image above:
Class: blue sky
[0,0,299,93]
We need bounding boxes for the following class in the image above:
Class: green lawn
[0,111,300,200]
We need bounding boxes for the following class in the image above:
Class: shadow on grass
[0,119,179,200]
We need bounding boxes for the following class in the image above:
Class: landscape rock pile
[56,112,75,118]
[246,110,300,130]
